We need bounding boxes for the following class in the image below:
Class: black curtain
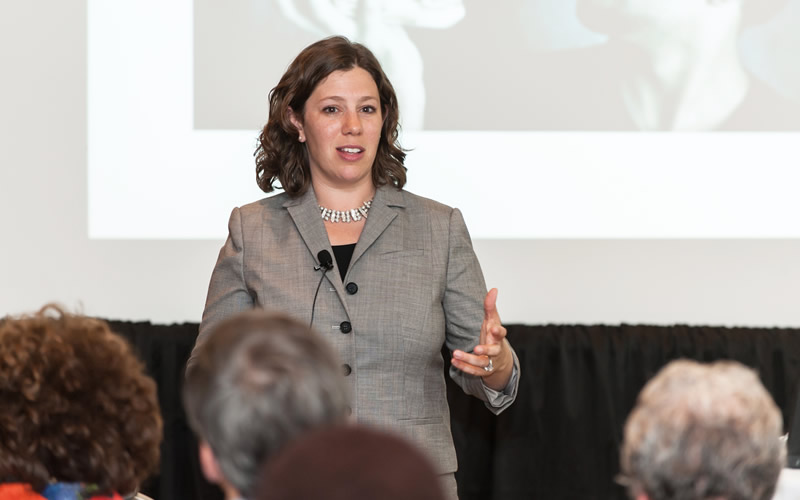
[107,321,800,500]
[105,320,215,500]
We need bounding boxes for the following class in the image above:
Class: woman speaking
[192,36,519,498]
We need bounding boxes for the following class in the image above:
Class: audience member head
[255,35,406,197]
[0,305,162,496]
[620,359,785,500]
[256,424,445,500]
[183,310,350,500]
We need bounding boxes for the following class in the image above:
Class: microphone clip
[315,250,334,272]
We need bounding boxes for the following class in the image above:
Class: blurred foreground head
[0,305,162,496]
[257,424,445,500]
[183,310,350,499]
[620,359,785,500]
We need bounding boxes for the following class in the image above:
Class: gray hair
[183,310,350,498]
[620,359,785,500]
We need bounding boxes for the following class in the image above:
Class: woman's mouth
[336,146,365,160]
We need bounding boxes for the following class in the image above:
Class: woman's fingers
[452,349,494,376]
[472,343,503,357]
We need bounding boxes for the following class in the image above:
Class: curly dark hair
[0,305,162,495]
[255,35,407,197]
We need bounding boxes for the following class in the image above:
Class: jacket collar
[283,184,405,306]
[351,184,404,268]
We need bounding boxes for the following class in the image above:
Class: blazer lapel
[350,185,404,269]
[283,188,350,311]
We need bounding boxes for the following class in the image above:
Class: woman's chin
[316,168,373,189]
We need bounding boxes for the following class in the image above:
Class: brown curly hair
[255,36,407,197]
[0,305,162,495]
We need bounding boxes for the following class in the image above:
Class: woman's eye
[361,106,376,113]
[322,106,338,113]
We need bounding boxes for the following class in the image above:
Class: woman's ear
[287,106,305,142]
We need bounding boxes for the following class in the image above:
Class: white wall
[2,0,800,327]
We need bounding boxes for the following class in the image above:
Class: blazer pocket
[372,247,431,336]
[396,416,442,425]
[379,248,425,259]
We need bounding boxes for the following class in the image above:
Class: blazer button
[345,282,358,295]
[340,321,352,334]
[342,364,352,376]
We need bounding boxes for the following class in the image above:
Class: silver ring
[483,358,494,372]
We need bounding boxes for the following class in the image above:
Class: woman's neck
[312,178,376,211]
[312,178,375,246]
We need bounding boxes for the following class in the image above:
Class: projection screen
[88,0,800,240]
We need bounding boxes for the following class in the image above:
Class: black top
[332,243,356,282]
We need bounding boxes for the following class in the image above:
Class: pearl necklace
[319,199,373,223]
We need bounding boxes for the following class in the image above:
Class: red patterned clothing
[0,483,46,499]
[0,484,123,500]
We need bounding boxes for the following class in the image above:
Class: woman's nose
[342,111,362,134]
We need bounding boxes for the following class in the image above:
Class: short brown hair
[0,305,162,495]
[254,36,406,197]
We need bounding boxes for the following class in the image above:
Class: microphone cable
[310,250,333,328]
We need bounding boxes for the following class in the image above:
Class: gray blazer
[193,185,520,473]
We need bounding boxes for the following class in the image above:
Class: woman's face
[290,67,383,191]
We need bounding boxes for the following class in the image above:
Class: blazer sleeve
[442,208,520,414]
[189,207,254,366]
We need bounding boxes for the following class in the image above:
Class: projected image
[276,0,465,131]
[194,0,800,131]
[525,0,800,130]
[194,0,464,131]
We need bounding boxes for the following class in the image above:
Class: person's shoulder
[0,483,46,500]
[237,192,290,215]
[393,188,454,217]
[227,192,293,230]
